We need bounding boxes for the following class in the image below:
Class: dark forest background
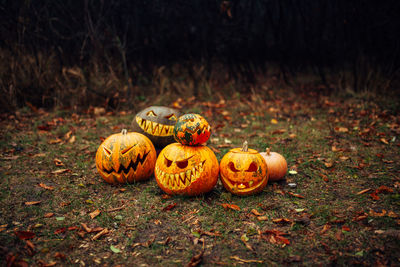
[1,0,400,112]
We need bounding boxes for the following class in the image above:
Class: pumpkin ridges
[155,143,219,196]
[260,148,287,181]
[219,141,268,196]
[95,130,157,184]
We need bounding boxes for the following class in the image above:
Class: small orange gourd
[259,148,287,181]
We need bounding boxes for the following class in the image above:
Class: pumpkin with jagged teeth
[131,106,182,148]
[174,113,211,146]
[155,143,219,196]
[96,129,157,184]
[219,141,269,196]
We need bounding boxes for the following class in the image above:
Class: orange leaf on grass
[221,203,240,211]
[89,209,101,219]
[287,192,305,199]
[25,201,41,205]
[38,183,54,190]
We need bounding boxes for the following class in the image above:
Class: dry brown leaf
[221,203,240,211]
[51,169,70,174]
[44,213,54,218]
[186,249,204,267]
[80,222,92,232]
[89,209,101,219]
[320,224,331,234]
[92,228,109,241]
[257,216,268,221]
[38,183,54,190]
[25,201,41,206]
[287,192,305,199]
[356,188,371,195]
[230,256,263,263]
[380,138,389,145]
[272,218,292,224]
[49,138,62,144]
[69,135,76,143]
[251,209,263,216]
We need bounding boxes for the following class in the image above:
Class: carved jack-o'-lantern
[174,114,211,146]
[131,106,182,148]
[154,143,219,196]
[219,141,268,196]
[95,129,157,184]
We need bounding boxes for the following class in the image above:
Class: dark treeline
[1,0,400,110]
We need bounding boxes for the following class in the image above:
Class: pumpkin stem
[242,141,248,152]
[121,129,128,135]
[266,147,270,155]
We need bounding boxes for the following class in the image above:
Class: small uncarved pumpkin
[131,106,182,148]
[259,148,287,181]
[96,129,157,184]
[174,114,211,146]
[155,143,219,196]
[220,141,268,196]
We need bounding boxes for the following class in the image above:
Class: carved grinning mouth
[103,151,149,174]
[136,116,174,136]
[180,123,210,135]
[155,160,206,190]
[224,177,263,191]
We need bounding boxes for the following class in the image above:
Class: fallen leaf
[376,185,393,194]
[15,231,35,240]
[68,135,76,144]
[48,138,62,144]
[272,218,292,224]
[342,225,350,232]
[251,209,263,216]
[324,162,334,168]
[54,227,66,235]
[335,127,349,133]
[287,192,305,199]
[380,138,389,145]
[25,240,35,250]
[38,183,54,190]
[230,256,263,263]
[186,249,204,267]
[92,228,109,241]
[320,224,331,234]
[110,245,121,253]
[89,209,101,219]
[288,170,298,175]
[221,203,240,211]
[240,234,249,242]
[257,216,268,221]
[370,192,380,200]
[271,119,278,124]
[80,223,92,232]
[356,188,371,195]
[25,201,41,205]
[51,169,70,174]
[44,213,54,218]
[162,203,177,211]
[369,209,387,217]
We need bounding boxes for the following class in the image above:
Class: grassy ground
[1,88,399,266]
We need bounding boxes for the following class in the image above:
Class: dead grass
[0,87,399,266]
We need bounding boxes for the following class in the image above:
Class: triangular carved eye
[245,162,258,172]
[176,160,188,169]
[165,114,177,121]
[121,144,137,155]
[164,155,172,167]
[146,110,157,117]
[103,146,112,156]
[228,162,240,172]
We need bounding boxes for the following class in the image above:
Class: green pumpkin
[131,106,182,148]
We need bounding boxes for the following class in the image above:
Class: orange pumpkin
[96,129,157,184]
[154,143,219,196]
[220,141,268,196]
[173,114,211,146]
[259,148,287,181]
